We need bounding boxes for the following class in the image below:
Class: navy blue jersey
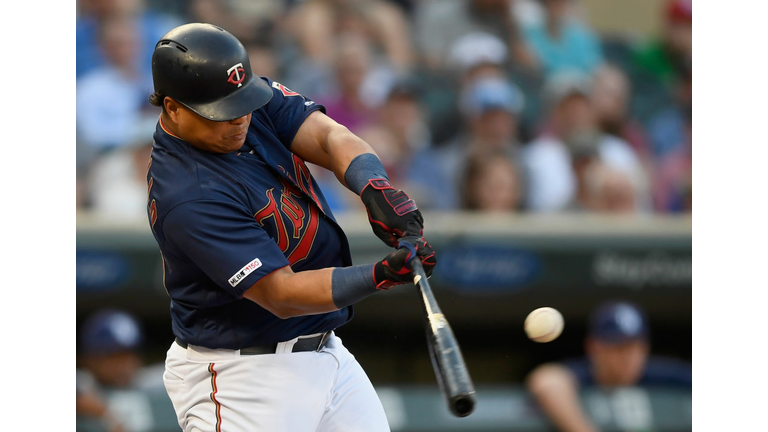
[563,356,692,388]
[146,77,354,349]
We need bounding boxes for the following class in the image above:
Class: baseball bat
[409,257,477,417]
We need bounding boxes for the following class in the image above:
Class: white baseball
[524,307,564,343]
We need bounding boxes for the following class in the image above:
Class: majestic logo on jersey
[227,63,246,87]
[228,257,263,287]
[271,81,300,97]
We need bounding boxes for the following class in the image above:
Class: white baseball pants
[163,332,390,432]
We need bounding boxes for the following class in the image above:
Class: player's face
[174,105,251,153]
[85,351,142,387]
[587,338,649,386]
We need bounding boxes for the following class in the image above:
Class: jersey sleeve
[260,77,326,148]
[162,199,290,298]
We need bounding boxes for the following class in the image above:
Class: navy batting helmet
[151,23,273,121]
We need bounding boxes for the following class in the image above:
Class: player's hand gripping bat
[402,241,476,417]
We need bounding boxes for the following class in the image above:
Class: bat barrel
[408,256,477,418]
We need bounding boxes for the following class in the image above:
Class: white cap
[448,32,508,73]
[541,69,593,111]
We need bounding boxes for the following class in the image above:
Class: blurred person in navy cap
[526,301,691,432]
[76,309,166,432]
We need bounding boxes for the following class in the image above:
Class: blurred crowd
[76,0,692,220]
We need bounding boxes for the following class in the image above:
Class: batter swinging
[146,23,436,431]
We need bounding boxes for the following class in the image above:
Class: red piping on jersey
[159,117,183,140]
[208,363,223,432]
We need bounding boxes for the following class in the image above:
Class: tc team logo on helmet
[227,63,246,87]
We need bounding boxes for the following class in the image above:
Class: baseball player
[145,23,436,432]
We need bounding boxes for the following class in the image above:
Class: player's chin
[220,133,247,152]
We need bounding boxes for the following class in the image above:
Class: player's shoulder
[149,140,243,225]
[640,356,692,387]
[257,76,318,110]
[559,357,594,385]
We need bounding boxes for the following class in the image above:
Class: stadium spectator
[87,138,154,221]
[187,0,283,46]
[573,160,637,214]
[652,135,691,213]
[447,31,511,83]
[286,0,416,72]
[633,0,692,89]
[412,0,536,71]
[565,129,638,214]
[526,301,692,432]
[411,76,526,210]
[76,309,167,432]
[76,15,161,155]
[428,31,513,145]
[519,0,603,77]
[76,0,180,79]
[311,76,435,215]
[246,41,279,80]
[591,63,652,166]
[459,150,524,212]
[358,78,432,183]
[279,0,414,102]
[521,70,649,212]
[350,78,435,209]
[316,34,393,133]
[642,49,691,213]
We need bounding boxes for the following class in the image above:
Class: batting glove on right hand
[373,236,437,290]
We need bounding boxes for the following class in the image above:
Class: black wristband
[331,264,377,309]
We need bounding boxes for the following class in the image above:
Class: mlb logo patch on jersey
[229,257,263,287]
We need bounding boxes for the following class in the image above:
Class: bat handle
[408,253,428,285]
[398,239,426,282]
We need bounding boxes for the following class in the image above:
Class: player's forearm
[324,125,379,188]
[244,267,338,318]
[528,365,600,432]
[243,264,382,319]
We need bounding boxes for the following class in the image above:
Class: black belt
[175,331,331,355]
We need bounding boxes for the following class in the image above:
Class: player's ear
[164,97,181,122]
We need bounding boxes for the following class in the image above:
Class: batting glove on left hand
[373,236,437,290]
[361,179,424,248]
